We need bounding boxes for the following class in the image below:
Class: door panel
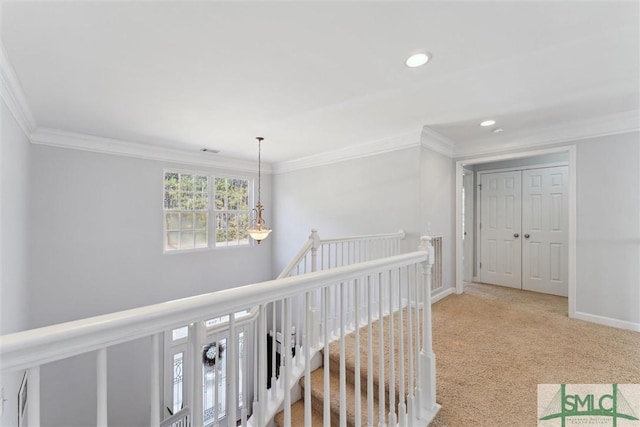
[480,171,522,288]
[522,166,568,296]
[462,173,474,283]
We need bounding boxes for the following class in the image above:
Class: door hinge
[478,184,482,191]
[479,262,482,269]
[479,222,482,230]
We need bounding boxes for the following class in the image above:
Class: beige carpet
[276,283,640,426]
[429,283,640,426]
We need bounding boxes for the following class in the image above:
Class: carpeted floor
[429,283,640,426]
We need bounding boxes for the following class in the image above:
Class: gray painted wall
[26,145,273,426]
[1,100,31,427]
[575,132,640,324]
[272,146,423,275]
[419,146,455,290]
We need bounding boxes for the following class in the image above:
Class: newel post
[418,236,440,421]
[309,228,321,346]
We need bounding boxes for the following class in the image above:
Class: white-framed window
[163,171,252,251]
[164,171,210,251]
[213,177,251,247]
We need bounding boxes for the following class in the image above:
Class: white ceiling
[1,1,638,165]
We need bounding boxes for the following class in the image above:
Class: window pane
[216,212,227,244]
[164,190,179,210]
[167,231,180,250]
[173,352,184,414]
[180,174,194,192]
[181,192,194,210]
[228,179,240,210]
[181,213,194,230]
[165,213,179,230]
[180,232,194,249]
[172,326,188,341]
[195,231,207,248]
[195,175,208,192]
[215,178,228,210]
[195,192,208,210]
[165,172,179,190]
[195,213,207,229]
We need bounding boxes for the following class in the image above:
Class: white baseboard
[431,287,454,304]
[572,311,640,332]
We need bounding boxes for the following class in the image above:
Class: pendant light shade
[247,137,271,244]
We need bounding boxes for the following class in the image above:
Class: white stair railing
[278,228,406,279]
[0,232,439,427]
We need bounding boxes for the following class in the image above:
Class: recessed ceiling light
[405,52,431,68]
[493,128,504,134]
[480,120,496,127]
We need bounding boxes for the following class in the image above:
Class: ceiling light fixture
[493,128,504,134]
[405,52,431,68]
[480,120,496,127]
[247,137,271,244]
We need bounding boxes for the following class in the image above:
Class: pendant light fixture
[247,137,272,244]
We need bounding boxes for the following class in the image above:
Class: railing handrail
[0,251,427,374]
[276,235,316,279]
[319,229,406,245]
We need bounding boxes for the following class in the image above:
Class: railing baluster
[228,314,237,427]
[414,264,422,417]
[280,299,285,394]
[407,267,415,427]
[242,329,249,427]
[378,272,386,427]
[398,268,407,427]
[97,348,108,427]
[304,292,312,427]
[339,282,347,427]
[354,279,362,427]
[271,301,277,400]
[366,276,374,427]
[323,286,331,427]
[258,304,268,426]
[213,334,220,427]
[27,365,40,427]
[151,333,161,426]
[333,284,339,337]
[388,271,396,427]
[284,298,292,427]
[252,313,259,426]
[189,322,204,427]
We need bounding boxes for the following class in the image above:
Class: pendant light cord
[257,137,262,204]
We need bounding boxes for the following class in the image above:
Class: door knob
[514,233,519,238]
[524,234,530,238]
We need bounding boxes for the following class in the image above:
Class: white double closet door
[479,166,568,297]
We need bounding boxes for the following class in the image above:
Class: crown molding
[30,128,269,174]
[420,126,455,157]
[0,42,37,137]
[272,129,422,174]
[453,109,640,159]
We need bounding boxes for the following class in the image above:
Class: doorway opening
[455,146,577,317]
